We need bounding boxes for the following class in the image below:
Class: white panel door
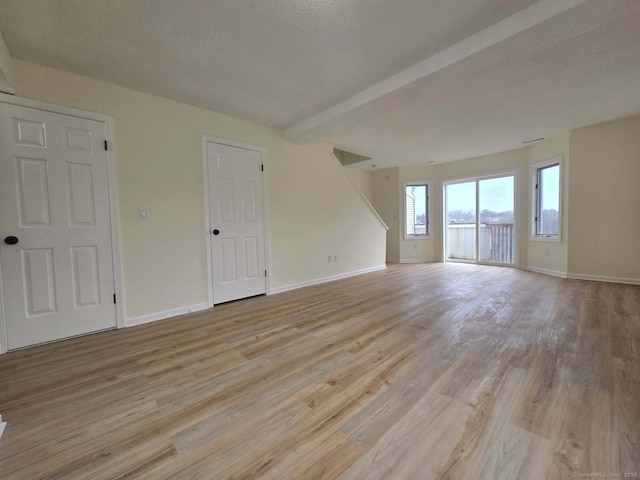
[207,142,266,304]
[0,103,116,349]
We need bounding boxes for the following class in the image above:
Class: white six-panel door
[207,141,266,304]
[0,103,116,349]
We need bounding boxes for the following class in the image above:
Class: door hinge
[261,164,264,172]
[104,140,113,151]
[113,294,117,304]
[265,270,267,277]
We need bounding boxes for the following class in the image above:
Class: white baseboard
[526,266,568,278]
[397,259,438,264]
[125,302,210,328]
[387,258,438,264]
[270,265,387,295]
[567,273,640,285]
[526,267,640,285]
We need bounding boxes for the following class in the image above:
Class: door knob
[212,229,220,235]
[4,236,19,245]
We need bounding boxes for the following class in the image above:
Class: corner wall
[10,59,387,319]
[568,116,640,282]
[372,168,400,262]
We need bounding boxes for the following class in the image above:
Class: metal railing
[447,223,514,264]
[485,223,515,264]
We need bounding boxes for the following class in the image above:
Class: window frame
[530,156,562,242]
[403,181,432,240]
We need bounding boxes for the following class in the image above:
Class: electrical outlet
[139,208,149,221]
[328,255,332,263]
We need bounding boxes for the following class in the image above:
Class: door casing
[0,93,125,354]
[202,135,272,307]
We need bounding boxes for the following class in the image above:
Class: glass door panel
[478,176,515,264]
[446,181,477,262]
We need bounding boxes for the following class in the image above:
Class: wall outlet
[334,255,339,262]
[139,208,149,221]
[328,255,332,263]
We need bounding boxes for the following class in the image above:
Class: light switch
[139,208,149,221]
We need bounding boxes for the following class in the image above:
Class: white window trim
[403,180,432,240]
[530,156,563,243]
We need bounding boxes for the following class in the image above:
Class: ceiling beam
[284,0,588,144]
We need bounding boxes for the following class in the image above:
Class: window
[405,182,430,238]
[532,158,561,240]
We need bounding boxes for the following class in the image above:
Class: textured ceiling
[323,0,640,168]
[1,0,639,168]
[0,0,538,128]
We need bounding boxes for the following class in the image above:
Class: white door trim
[202,135,271,308]
[0,93,126,354]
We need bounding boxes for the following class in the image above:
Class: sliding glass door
[445,174,516,266]
[445,181,477,262]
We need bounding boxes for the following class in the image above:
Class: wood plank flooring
[0,263,639,479]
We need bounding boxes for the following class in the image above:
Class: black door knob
[4,236,19,245]
[212,229,220,235]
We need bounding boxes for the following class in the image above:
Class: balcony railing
[447,223,515,264]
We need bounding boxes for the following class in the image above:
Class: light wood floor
[0,263,639,479]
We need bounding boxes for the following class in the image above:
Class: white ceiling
[1,0,639,169]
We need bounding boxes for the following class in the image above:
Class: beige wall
[372,168,400,262]
[568,116,640,281]
[527,133,570,274]
[0,31,14,93]
[10,60,387,319]
[344,166,373,203]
